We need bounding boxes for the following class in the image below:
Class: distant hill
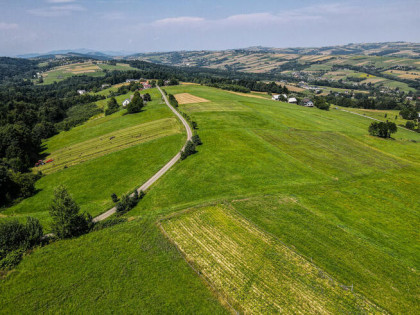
[125,42,420,93]
[17,49,136,59]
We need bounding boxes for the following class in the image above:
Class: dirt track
[93,86,192,222]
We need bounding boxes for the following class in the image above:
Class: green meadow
[1,84,419,313]
[37,62,136,85]
[1,87,185,228]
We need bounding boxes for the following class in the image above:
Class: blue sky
[0,0,419,56]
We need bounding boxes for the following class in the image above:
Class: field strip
[37,117,181,175]
[160,205,385,314]
[225,91,267,100]
[175,93,210,104]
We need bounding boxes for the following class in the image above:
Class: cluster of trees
[399,107,419,120]
[368,121,398,138]
[324,92,419,111]
[314,97,330,110]
[206,83,250,93]
[127,91,144,113]
[0,185,94,269]
[168,94,178,107]
[181,135,202,160]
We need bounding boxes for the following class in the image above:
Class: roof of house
[288,97,297,102]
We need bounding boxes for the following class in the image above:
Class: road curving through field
[93,86,192,222]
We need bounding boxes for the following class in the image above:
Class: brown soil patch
[175,93,210,104]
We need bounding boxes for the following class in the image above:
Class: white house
[122,98,130,107]
[288,97,297,104]
[77,90,86,95]
[303,98,314,107]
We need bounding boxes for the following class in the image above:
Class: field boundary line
[93,86,192,222]
[157,212,240,314]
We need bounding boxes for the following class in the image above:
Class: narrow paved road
[93,86,192,222]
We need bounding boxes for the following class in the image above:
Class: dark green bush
[0,220,28,259]
[111,193,119,203]
[192,134,202,146]
[25,217,43,247]
[181,141,196,160]
[0,248,25,270]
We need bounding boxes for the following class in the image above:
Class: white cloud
[153,16,205,26]
[28,4,85,17]
[151,10,322,29]
[0,22,18,30]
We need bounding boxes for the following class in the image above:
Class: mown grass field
[37,117,181,175]
[1,84,419,313]
[161,205,383,313]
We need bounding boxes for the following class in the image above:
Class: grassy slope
[0,218,226,314]
[38,62,136,85]
[2,88,185,228]
[129,85,419,313]
[1,85,419,313]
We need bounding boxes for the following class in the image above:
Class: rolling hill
[1,84,418,313]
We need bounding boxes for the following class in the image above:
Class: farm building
[122,98,130,107]
[303,98,314,107]
[77,90,86,95]
[288,97,297,104]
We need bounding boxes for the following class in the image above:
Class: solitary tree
[368,121,397,138]
[105,97,119,116]
[49,185,92,238]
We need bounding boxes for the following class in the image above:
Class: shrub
[111,193,119,203]
[0,248,25,270]
[405,121,416,130]
[115,189,145,215]
[0,220,28,259]
[143,93,151,102]
[49,185,93,239]
[192,134,202,146]
[181,141,196,160]
[191,121,198,129]
[25,217,43,247]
